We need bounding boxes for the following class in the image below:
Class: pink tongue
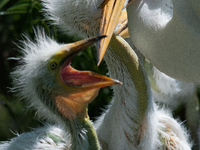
[61,65,105,86]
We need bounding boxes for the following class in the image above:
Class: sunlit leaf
[0,0,37,15]
[0,0,10,10]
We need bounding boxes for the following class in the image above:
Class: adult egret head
[9,29,121,150]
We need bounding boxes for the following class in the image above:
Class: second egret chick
[94,35,192,150]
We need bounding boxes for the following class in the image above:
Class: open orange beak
[58,36,122,91]
[54,36,122,120]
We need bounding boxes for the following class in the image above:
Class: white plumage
[1,30,72,150]
[0,30,192,149]
[0,125,70,150]
[1,0,197,149]
[147,64,196,110]
[42,0,104,38]
[42,0,128,38]
[95,35,192,149]
[127,0,200,82]
[127,39,199,149]
[11,30,68,123]
[42,0,193,149]
[125,39,197,110]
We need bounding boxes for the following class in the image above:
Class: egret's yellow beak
[115,9,129,39]
[48,36,122,97]
[97,0,127,65]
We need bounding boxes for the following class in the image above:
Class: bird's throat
[55,88,100,120]
[55,95,88,121]
[55,95,100,149]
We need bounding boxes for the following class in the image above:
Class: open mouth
[56,35,121,88]
[60,58,121,88]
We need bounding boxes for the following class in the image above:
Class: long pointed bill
[97,0,127,66]
[59,35,122,90]
[61,35,107,59]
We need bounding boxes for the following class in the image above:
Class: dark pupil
[51,62,57,69]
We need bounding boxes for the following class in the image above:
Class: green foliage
[0,0,39,15]
[0,0,10,10]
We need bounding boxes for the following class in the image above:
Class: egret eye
[50,62,58,70]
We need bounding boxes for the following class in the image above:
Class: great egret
[0,30,121,150]
[127,0,200,82]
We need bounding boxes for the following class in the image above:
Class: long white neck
[96,35,157,149]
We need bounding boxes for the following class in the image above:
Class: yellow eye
[50,62,58,70]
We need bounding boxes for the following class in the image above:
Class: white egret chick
[0,30,121,150]
[94,34,192,150]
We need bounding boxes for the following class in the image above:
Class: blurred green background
[0,0,112,141]
[0,1,199,150]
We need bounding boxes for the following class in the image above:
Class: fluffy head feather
[0,125,71,150]
[42,0,104,38]
[11,29,66,124]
